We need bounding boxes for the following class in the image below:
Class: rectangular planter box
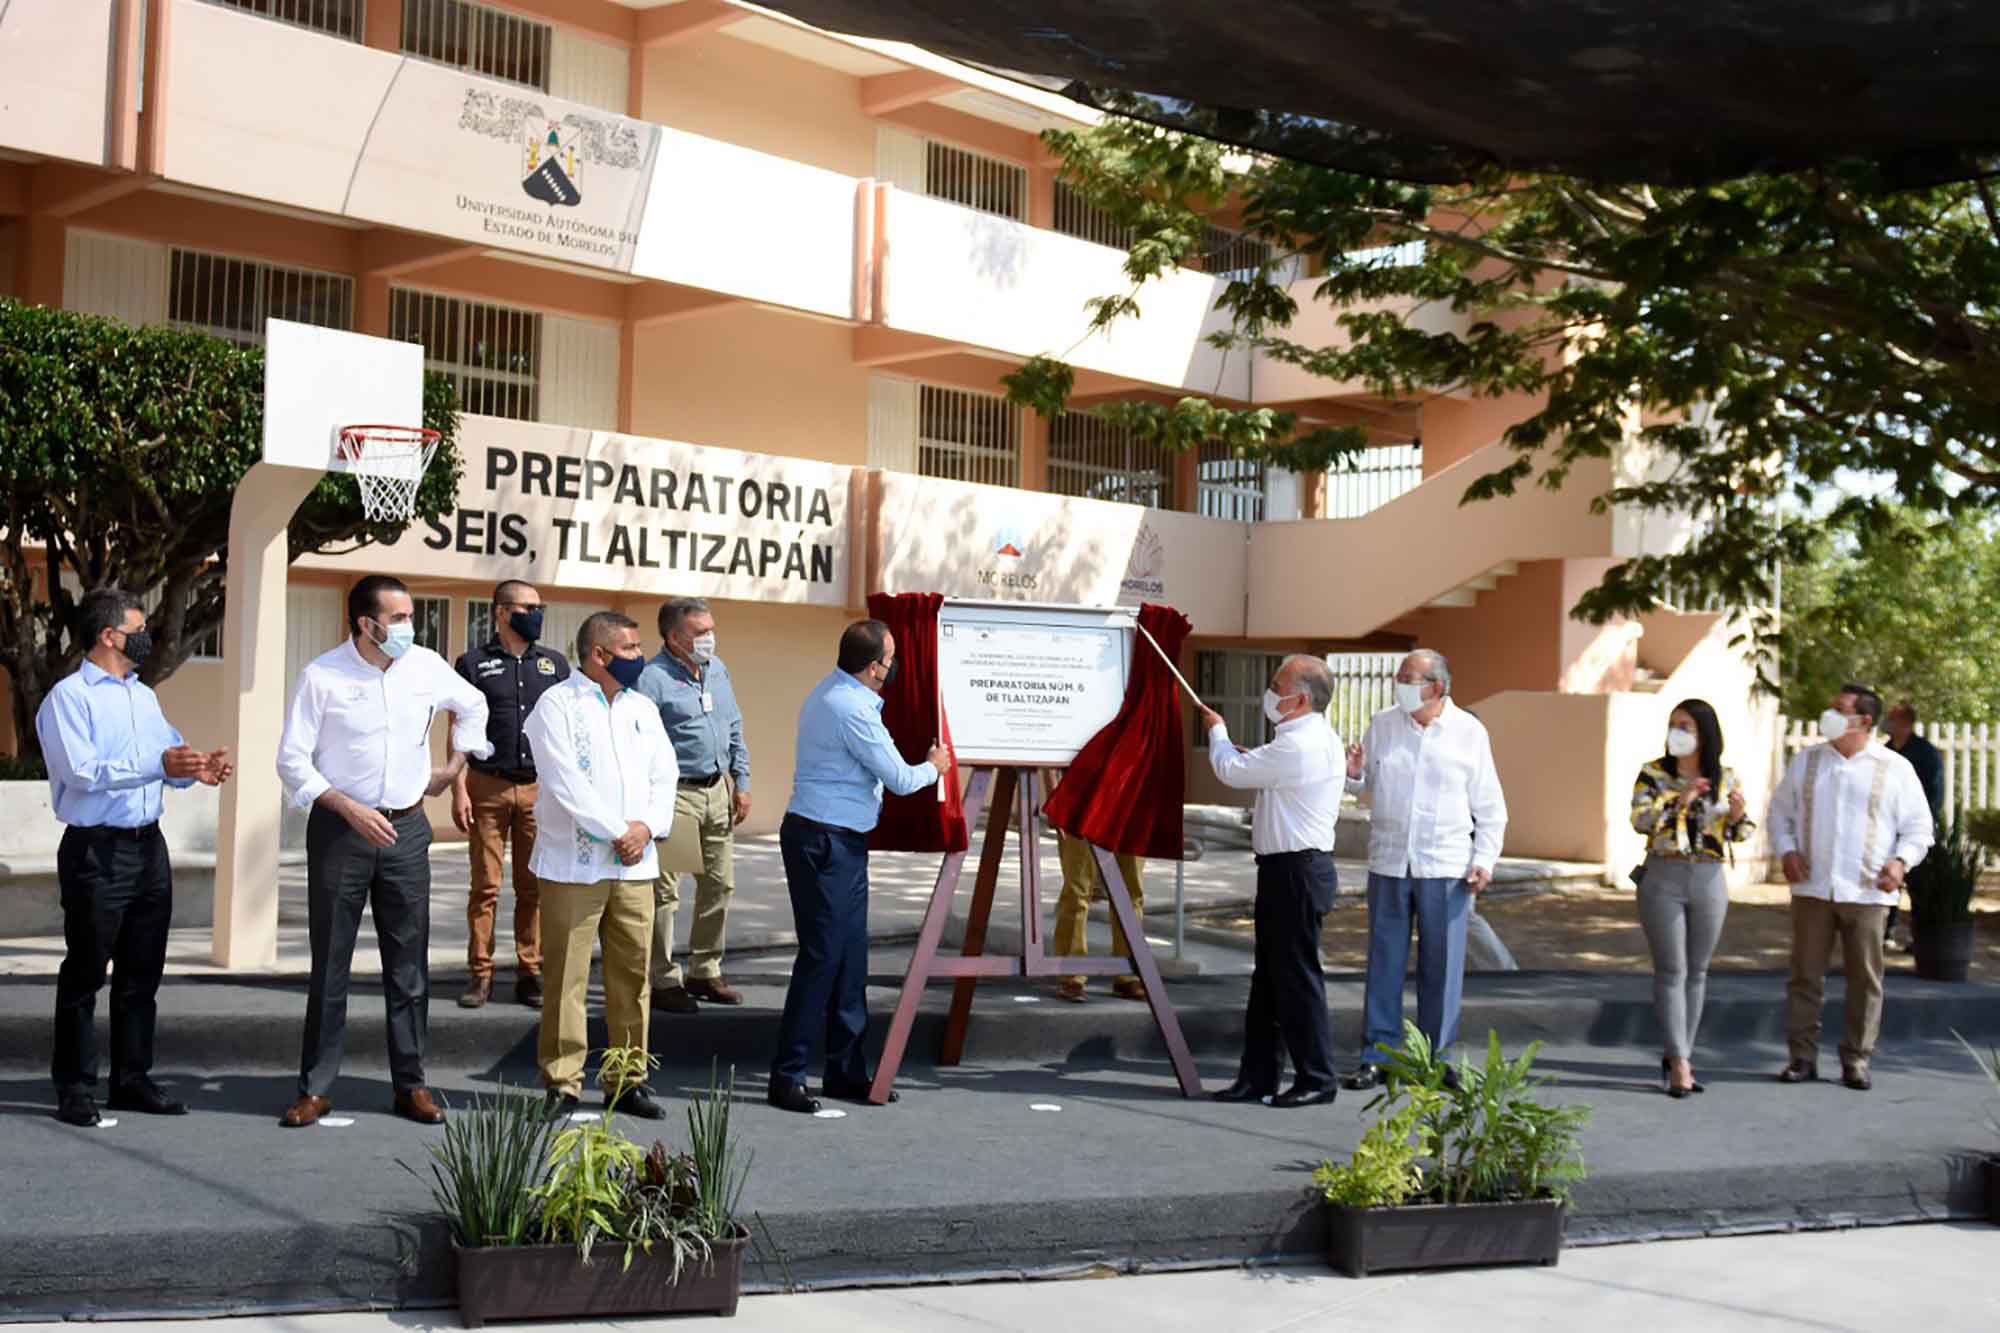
[1327,1197,1566,1277]
[455,1227,748,1326]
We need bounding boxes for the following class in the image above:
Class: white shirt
[278,640,492,812]
[1768,741,1934,904]
[1206,712,1343,855]
[524,673,678,884]
[1346,700,1507,877]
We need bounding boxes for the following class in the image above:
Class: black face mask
[119,629,155,668]
[877,656,899,688]
[508,608,544,643]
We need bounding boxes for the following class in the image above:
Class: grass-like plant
[1909,815,1984,928]
[1956,1029,2000,1145]
[686,1060,751,1241]
[404,1085,556,1249]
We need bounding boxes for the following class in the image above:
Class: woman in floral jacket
[1630,698,1755,1097]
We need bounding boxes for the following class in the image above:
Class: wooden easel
[867,763,1202,1104]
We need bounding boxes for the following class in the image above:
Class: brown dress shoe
[1054,979,1087,1003]
[394,1087,447,1124]
[651,984,700,1014]
[458,976,492,1009]
[1111,975,1148,1002]
[279,1094,332,1128]
[685,976,743,1006]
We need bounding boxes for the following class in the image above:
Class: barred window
[1190,224,1273,282]
[390,289,541,422]
[918,385,1019,487]
[402,0,552,92]
[1197,441,1267,522]
[925,142,1027,221]
[205,0,364,41]
[168,250,353,346]
[1049,412,1173,508]
[1051,180,1135,250]
[411,595,450,657]
[1193,651,1283,750]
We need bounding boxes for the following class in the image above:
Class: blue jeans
[1358,872,1471,1065]
[771,814,872,1088]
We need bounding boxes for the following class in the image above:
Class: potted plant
[1312,1022,1589,1278]
[1908,816,1983,982]
[412,1050,752,1327]
[1957,1031,2000,1222]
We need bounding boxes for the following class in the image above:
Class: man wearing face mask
[451,581,569,1010]
[525,612,679,1120]
[276,575,492,1128]
[39,591,234,1127]
[1768,683,1934,1091]
[1199,655,1344,1108]
[635,598,751,1014]
[768,619,949,1114]
[1341,649,1507,1090]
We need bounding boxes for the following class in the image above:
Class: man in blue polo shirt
[38,590,233,1127]
[767,619,947,1114]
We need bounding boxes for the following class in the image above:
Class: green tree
[1780,508,2000,723]
[0,299,462,759]
[1005,110,2000,678]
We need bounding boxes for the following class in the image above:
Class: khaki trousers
[538,876,653,1098]
[464,769,541,981]
[1785,895,1888,1072]
[652,779,735,987]
[1052,833,1145,985]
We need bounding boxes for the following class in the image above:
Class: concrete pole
[211,462,323,969]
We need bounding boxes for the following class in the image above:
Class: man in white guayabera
[1341,650,1508,1090]
[1767,682,1933,1092]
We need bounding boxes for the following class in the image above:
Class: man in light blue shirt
[37,591,231,1127]
[768,619,948,1114]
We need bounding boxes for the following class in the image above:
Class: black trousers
[1238,849,1338,1091]
[770,814,871,1088]
[52,824,172,1094]
[299,805,434,1098]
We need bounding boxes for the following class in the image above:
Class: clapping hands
[164,745,234,786]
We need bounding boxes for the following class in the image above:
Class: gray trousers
[299,804,434,1098]
[1636,856,1728,1060]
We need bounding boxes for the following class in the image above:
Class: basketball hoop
[333,424,441,524]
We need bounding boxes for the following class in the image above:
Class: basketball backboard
[261,319,424,471]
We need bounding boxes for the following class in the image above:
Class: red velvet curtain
[866,592,968,854]
[1043,602,1191,861]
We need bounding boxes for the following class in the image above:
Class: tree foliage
[1779,508,2000,723]
[0,299,462,756]
[1006,111,2000,678]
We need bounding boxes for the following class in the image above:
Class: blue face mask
[605,651,646,689]
[375,620,416,660]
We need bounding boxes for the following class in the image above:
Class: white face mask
[690,631,716,663]
[1262,689,1294,725]
[1394,681,1430,715]
[1818,708,1854,742]
[373,620,416,660]
[1664,727,1699,758]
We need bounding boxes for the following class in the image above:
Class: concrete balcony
[0,0,121,169]
[1249,279,1478,405]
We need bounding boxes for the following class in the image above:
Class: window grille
[1049,412,1173,508]
[402,0,551,91]
[1193,651,1284,749]
[205,0,364,41]
[410,595,450,656]
[917,385,1019,488]
[1191,224,1273,282]
[390,289,541,422]
[1323,443,1424,519]
[924,141,1027,221]
[1197,441,1267,522]
[168,250,353,346]
[1051,180,1135,250]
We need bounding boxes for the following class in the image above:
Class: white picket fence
[1778,717,2000,824]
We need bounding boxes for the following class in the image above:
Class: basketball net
[335,425,441,524]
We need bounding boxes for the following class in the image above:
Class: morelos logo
[991,524,1027,560]
[1120,522,1167,599]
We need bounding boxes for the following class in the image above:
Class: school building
[0,0,1777,962]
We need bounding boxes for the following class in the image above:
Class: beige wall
[643,32,875,178]
[1405,559,1565,704]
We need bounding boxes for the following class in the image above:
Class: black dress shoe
[767,1080,822,1114]
[1211,1079,1276,1104]
[544,1091,581,1120]
[56,1091,101,1127]
[823,1078,897,1104]
[1777,1059,1819,1084]
[611,1084,667,1120]
[516,974,544,1010]
[107,1078,189,1116]
[1341,1065,1385,1091]
[1271,1083,1339,1109]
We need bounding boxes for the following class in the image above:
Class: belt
[71,822,160,842]
[1255,848,1332,864]
[375,802,425,821]
[473,766,537,785]
[685,771,726,788]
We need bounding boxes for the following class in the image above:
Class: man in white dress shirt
[1342,650,1507,1090]
[1768,682,1933,1091]
[276,575,492,1127]
[1200,655,1343,1107]
[525,611,679,1120]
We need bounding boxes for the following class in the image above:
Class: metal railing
[1322,444,1424,519]
[1779,717,2000,823]
[1325,652,1403,745]
[917,385,1020,488]
[168,249,354,347]
[205,0,364,41]
[402,0,551,92]
[925,141,1027,222]
[389,288,542,423]
[1048,411,1173,508]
